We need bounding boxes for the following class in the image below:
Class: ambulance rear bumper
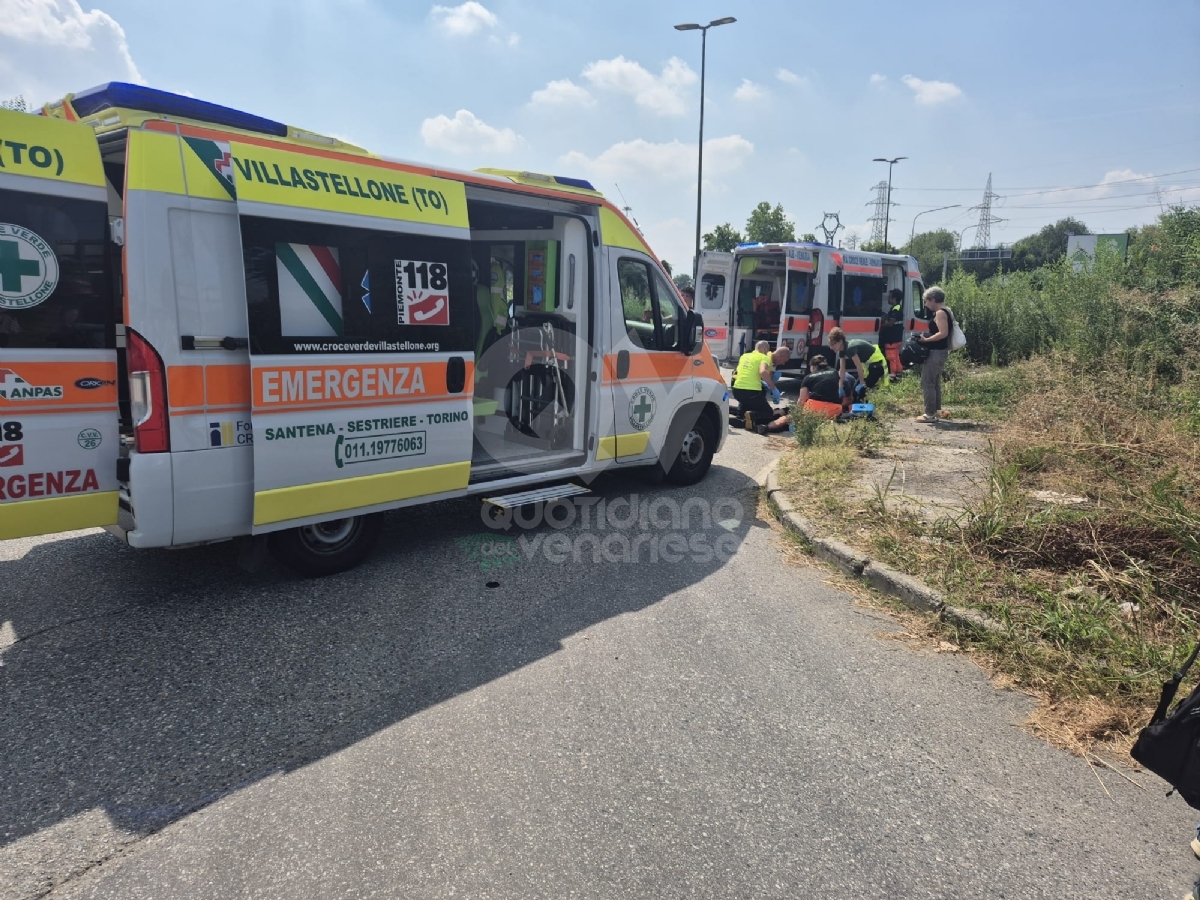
[110,452,174,548]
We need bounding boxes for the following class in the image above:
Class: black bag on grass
[1131,643,1200,809]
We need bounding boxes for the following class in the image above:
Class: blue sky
[3,0,1198,274]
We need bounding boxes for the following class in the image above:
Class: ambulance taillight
[127,329,171,453]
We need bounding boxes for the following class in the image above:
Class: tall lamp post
[872,155,906,249]
[909,204,961,247]
[676,16,736,274]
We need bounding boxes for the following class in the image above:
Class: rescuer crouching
[731,341,792,434]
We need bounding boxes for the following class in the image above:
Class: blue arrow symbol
[360,270,371,313]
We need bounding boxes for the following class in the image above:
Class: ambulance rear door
[230,142,475,533]
[0,110,120,539]
[836,250,887,343]
[779,246,815,362]
[695,250,734,363]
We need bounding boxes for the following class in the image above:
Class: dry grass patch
[773,351,1200,760]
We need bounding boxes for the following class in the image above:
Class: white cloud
[581,55,697,116]
[0,0,142,106]
[901,74,963,104]
[419,109,523,155]
[429,1,497,36]
[733,79,765,102]
[529,78,594,108]
[776,68,803,85]
[869,73,887,85]
[560,134,754,180]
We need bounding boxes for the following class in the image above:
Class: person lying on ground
[732,341,792,433]
[829,327,887,391]
[799,356,858,419]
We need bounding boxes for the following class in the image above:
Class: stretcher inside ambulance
[695,242,924,372]
[0,83,727,575]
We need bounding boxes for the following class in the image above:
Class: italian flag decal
[275,243,343,337]
[183,137,236,198]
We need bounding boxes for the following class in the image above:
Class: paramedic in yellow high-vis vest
[732,341,791,433]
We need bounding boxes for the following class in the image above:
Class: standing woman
[915,286,954,423]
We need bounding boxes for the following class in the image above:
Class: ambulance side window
[843,275,885,317]
[699,274,725,310]
[786,273,813,314]
[241,216,474,355]
[618,258,656,350]
[0,188,112,349]
[652,271,684,352]
[827,271,843,318]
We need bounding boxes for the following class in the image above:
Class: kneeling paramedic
[732,341,791,433]
[829,327,886,393]
[799,357,858,419]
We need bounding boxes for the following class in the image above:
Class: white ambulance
[695,242,926,370]
[0,83,728,574]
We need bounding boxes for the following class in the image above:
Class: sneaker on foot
[915,414,937,423]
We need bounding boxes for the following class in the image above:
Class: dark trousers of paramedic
[861,361,886,389]
[733,387,784,420]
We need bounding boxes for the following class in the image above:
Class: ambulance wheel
[269,513,385,577]
[665,414,715,486]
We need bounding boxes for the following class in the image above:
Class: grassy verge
[778,354,1200,756]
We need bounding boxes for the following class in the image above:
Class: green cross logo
[0,224,59,311]
[628,387,657,431]
[0,241,39,292]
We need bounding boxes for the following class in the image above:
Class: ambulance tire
[268,513,386,577]
[664,412,716,486]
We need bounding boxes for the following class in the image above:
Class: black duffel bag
[899,333,929,369]
[1132,643,1200,808]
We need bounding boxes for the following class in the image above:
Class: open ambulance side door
[229,142,476,534]
[695,250,734,364]
[0,110,120,539]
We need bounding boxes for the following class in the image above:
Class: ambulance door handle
[446,356,466,394]
[567,253,576,310]
[181,335,248,351]
[616,350,630,380]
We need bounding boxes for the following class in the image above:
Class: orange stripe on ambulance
[258,365,428,405]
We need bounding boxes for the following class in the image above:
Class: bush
[944,206,1200,377]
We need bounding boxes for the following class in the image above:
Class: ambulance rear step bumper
[482,483,591,509]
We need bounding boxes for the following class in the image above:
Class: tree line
[667,200,1197,292]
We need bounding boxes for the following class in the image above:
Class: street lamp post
[872,156,907,249]
[909,205,961,248]
[676,16,736,275]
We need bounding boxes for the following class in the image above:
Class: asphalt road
[1,421,1196,899]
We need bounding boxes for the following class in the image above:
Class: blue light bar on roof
[70,82,289,137]
[553,175,596,191]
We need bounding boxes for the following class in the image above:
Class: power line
[996,185,1200,209]
[894,168,1200,194]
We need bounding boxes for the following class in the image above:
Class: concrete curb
[761,458,1003,634]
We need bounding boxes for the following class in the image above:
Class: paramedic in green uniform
[829,326,887,390]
